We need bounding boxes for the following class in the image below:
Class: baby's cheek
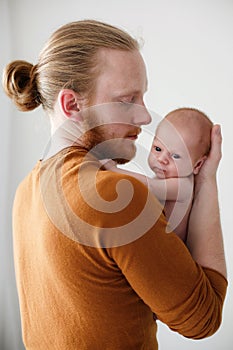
[148,153,155,167]
[176,162,193,177]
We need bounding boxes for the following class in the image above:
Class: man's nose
[132,104,152,126]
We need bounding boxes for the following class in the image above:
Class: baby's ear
[193,156,207,175]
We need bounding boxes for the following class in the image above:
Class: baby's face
[148,122,196,179]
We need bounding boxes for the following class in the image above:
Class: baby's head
[148,108,213,178]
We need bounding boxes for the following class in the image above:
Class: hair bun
[2,60,41,111]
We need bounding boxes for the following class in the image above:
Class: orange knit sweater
[13,147,227,349]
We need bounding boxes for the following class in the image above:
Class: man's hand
[195,124,222,184]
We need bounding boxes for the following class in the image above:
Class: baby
[103,107,213,242]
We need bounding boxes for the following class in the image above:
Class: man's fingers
[210,124,222,161]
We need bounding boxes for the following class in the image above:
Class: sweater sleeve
[105,175,228,339]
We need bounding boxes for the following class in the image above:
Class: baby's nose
[158,154,169,164]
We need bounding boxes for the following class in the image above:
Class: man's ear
[58,89,84,120]
[193,155,207,175]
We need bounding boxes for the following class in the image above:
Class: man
[3,20,227,349]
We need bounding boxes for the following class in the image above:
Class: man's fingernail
[215,125,221,135]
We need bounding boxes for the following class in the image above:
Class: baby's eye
[155,146,161,152]
[172,153,181,159]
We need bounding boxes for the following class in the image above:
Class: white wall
[0,1,24,349]
[1,0,232,349]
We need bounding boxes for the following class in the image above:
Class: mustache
[125,127,142,137]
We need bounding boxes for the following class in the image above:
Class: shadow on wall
[0,240,25,350]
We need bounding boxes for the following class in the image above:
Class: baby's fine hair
[164,107,213,156]
[2,20,139,112]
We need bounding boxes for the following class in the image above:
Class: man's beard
[80,125,136,164]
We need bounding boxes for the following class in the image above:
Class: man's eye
[129,96,136,103]
[172,154,181,159]
[120,96,135,104]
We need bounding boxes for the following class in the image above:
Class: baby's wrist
[100,159,117,170]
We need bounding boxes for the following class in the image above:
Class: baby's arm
[102,159,191,203]
[101,159,148,184]
[102,160,193,242]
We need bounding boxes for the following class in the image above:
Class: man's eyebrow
[113,88,148,97]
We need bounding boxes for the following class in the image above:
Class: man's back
[13,147,158,349]
[13,147,227,349]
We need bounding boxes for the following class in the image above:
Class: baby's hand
[99,159,117,170]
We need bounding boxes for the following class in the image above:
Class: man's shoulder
[97,169,149,195]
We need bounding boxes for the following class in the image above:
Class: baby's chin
[155,171,178,179]
[154,169,168,179]
[154,167,194,179]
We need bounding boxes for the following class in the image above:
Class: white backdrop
[1,0,232,349]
